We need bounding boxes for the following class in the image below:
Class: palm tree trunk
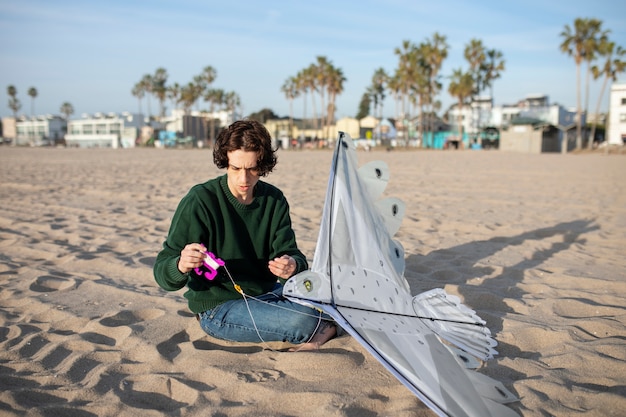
[591,74,609,151]
[288,98,294,143]
[575,62,582,151]
[584,61,592,149]
[457,100,464,149]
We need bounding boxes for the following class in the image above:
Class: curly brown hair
[213,119,277,177]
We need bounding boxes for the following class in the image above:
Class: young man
[154,120,335,350]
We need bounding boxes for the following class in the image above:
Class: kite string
[221,264,325,352]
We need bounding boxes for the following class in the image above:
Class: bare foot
[289,322,337,352]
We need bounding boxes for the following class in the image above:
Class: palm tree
[483,49,506,100]
[590,41,626,150]
[152,67,169,120]
[180,82,199,114]
[448,68,474,148]
[325,66,345,142]
[131,82,145,117]
[140,74,153,119]
[386,74,402,123]
[421,33,449,143]
[200,66,217,87]
[315,56,332,136]
[582,20,608,147]
[167,82,181,113]
[393,40,416,121]
[303,65,318,135]
[27,87,38,116]
[412,44,433,145]
[281,76,299,139]
[393,40,420,143]
[464,39,486,96]
[356,92,371,119]
[7,85,21,118]
[462,40,505,140]
[393,40,430,145]
[560,18,605,151]
[293,69,310,139]
[204,88,225,145]
[370,67,388,122]
[196,66,217,108]
[463,39,487,139]
[59,102,74,144]
[191,75,206,112]
[223,91,241,119]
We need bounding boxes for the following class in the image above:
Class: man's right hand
[177,243,207,274]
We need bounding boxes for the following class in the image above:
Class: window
[83,124,93,134]
[96,123,107,134]
[621,98,626,105]
[110,123,121,134]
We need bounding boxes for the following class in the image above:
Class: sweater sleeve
[153,190,201,291]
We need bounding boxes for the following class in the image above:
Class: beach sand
[0,146,624,417]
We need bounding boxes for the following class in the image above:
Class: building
[264,117,329,149]
[607,83,626,145]
[1,117,17,143]
[335,117,360,140]
[491,95,579,152]
[447,96,493,138]
[11,115,66,146]
[499,118,560,153]
[156,108,240,147]
[65,112,144,148]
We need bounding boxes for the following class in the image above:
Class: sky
[1,0,625,120]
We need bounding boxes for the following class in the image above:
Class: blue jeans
[198,284,328,344]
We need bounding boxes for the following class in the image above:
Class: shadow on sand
[404,218,599,402]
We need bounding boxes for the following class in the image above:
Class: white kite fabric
[283,133,519,417]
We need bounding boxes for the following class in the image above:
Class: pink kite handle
[194,252,225,281]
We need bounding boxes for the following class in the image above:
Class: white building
[14,115,66,146]
[489,95,579,129]
[608,83,626,145]
[449,94,579,132]
[65,112,144,148]
[447,96,493,137]
[161,109,239,134]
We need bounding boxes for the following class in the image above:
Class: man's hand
[268,255,296,279]
[178,243,207,274]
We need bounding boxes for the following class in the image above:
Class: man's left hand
[268,255,296,279]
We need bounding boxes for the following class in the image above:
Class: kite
[283,132,519,417]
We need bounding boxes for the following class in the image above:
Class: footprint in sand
[30,275,77,293]
[156,330,189,361]
[237,369,284,383]
[118,374,199,411]
[99,309,164,327]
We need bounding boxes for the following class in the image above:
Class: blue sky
[1,0,625,120]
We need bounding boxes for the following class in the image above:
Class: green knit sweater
[153,174,308,313]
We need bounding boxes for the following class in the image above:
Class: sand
[0,145,624,417]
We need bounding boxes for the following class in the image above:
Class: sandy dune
[0,146,624,417]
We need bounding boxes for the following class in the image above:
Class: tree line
[281,34,505,143]
[560,18,626,150]
[5,85,75,127]
[5,17,625,151]
[130,66,242,144]
[281,17,624,150]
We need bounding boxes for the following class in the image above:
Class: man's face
[226,149,260,204]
